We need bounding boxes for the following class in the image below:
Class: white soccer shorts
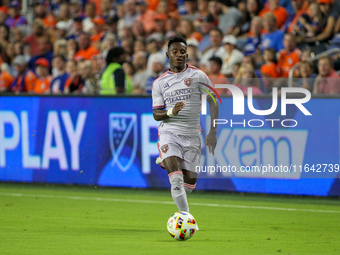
[157,131,201,172]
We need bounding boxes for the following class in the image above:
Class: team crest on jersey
[161,144,169,153]
[109,113,138,172]
[184,78,192,87]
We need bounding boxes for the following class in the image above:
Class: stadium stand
[0,0,339,95]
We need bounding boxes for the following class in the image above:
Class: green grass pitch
[1,183,340,255]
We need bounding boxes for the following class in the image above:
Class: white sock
[184,183,196,194]
[169,171,189,212]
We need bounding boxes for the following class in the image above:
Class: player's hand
[206,130,217,156]
[172,102,186,116]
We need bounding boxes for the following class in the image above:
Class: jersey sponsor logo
[184,78,192,87]
[109,113,138,172]
[161,144,169,153]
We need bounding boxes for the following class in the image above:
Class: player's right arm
[153,102,186,121]
[152,77,185,121]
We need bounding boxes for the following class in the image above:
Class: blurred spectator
[5,1,28,28]
[79,60,100,94]
[239,0,263,37]
[91,17,106,50]
[55,21,70,40]
[178,19,202,42]
[28,35,53,72]
[0,64,14,92]
[243,16,262,56]
[66,38,79,61]
[259,0,288,29]
[218,0,243,35]
[146,33,165,69]
[296,60,316,91]
[101,47,133,95]
[200,28,226,72]
[198,14,216,53]
[280,0,293,15]
[6,43,16,70]
[221,35,244,77]
[208,0,221,26]
[260,48,280,78]
[123,0,139,27]
[105,16,119,35]
[0,23,10,49]
[195,0,209,25]
[57,3,72,27]
[144,54,166,94]
[313,56,340,94]
[12,27,24,43]
[283,0,308,34]
[83,2,96,33]
[300,47,312,61]
[231,63,262,95]
[0,45,10,68]
[136,0,156,34]
[153,13,167,35]
[53,39,68,58]
[207,56,229,94]
[183,0,199,22]
[11,55,37,93]
[50,55,69,94]
[306,0,337,53]
[69,0,83,19]
[13,41,25,57]
[295,2,322,39]
[0,8,8,24]
[132,20,146,40]
[166,13,181,33]
[101,0,115,19]
[75,33,100,60]
[277,33,301,77]
[231,62,241,82]
[261,12,284,52]
[187,38,201,67]
[64,60,84,94]
[241,55,264,87]
[101,33,117,59]
[67,16,83,40]
[156,0,170,15]
[33,58,52,94]
[329,34,340,70]
[34,0,57,30]
[88,0,103,16]
[121,39,135,59]
[123,61,136,87]
[132,51,152,93]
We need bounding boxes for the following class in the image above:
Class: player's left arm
[206,94,219,156]
[200,74,219,156]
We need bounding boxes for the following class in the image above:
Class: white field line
[0,192,339,214]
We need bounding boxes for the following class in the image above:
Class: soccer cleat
[155,157,162,164]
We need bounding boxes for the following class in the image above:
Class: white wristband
[167,108,174,117]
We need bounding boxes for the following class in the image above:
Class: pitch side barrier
[0,91,339,196]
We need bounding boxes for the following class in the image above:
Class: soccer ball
[167,212,198,241]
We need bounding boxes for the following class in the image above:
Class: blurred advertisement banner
[0,95,339,196]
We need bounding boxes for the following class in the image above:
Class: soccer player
[152,36,218,213]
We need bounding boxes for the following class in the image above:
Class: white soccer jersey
[152,65,214,135]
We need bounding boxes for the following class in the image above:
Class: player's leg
[181,133,200,195]
[163,156,189,212]
[182,170,198,194]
